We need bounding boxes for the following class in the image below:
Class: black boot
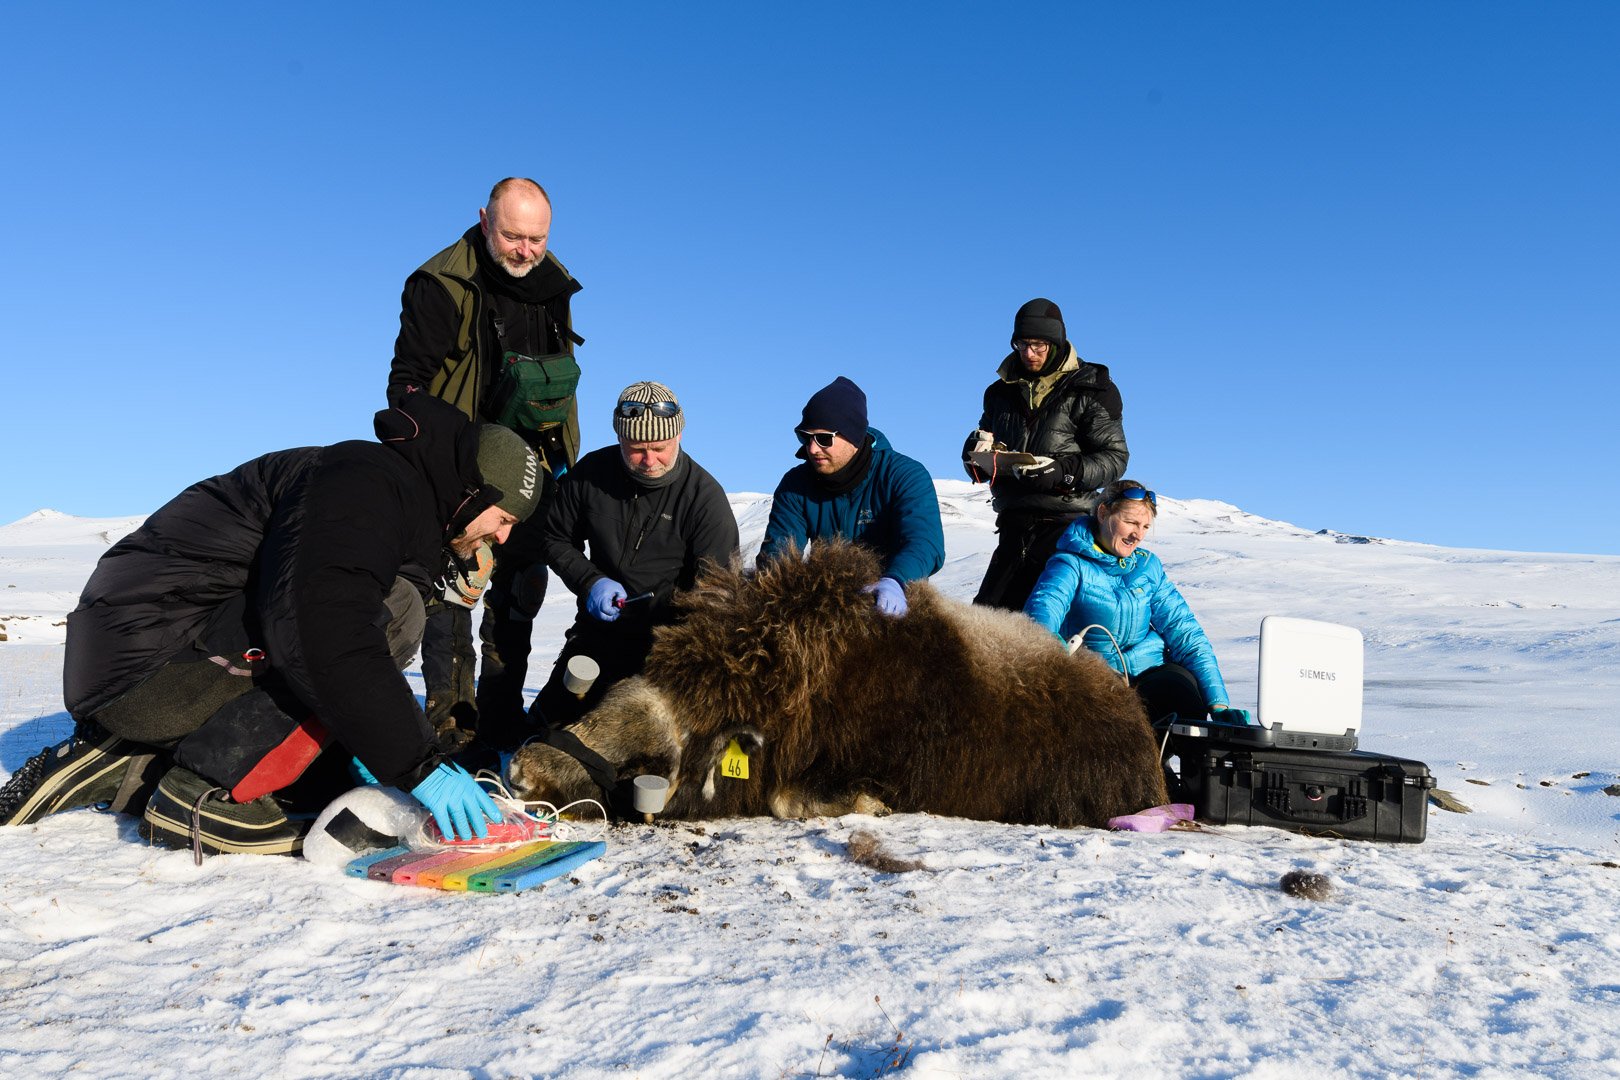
[0,720,163,826]
[139,766,310,858]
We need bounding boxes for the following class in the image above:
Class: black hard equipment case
[1164,718,1435,844]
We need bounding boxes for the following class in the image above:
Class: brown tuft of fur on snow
[846,828,927,873]
[1279,870,1336,901]
[509,539,1169,827]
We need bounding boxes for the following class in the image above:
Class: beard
[629,460,671,480]
[485,235,540,278]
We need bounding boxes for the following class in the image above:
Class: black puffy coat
[977,343,1129,520]
[63,393,487,786]
[541,447,739,639]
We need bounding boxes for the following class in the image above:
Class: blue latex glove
[862,577,908,617]
[349,756,380,785]
[585,577,627,622]
[1210,706,1254,725]
[409,762,500,841]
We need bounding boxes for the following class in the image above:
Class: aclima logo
[1299,668,1336,681]
[519,454,538,500]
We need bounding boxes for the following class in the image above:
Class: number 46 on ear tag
[720,738,750,780]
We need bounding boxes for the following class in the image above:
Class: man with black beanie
[758,376,945,617]
[387,177,585,754]
[963,298,1129,610]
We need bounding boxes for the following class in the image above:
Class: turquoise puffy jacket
[1023,517,1229,708]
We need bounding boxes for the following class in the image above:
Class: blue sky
[3,2,1616,554]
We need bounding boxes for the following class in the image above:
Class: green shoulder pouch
[487,351,581,431]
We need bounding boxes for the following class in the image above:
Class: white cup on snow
[631,775,670,814]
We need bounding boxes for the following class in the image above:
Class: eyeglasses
[615,399,681,419]
[795,430,837,449]
[1013,339,1051,352]
[1115,486,1157,508]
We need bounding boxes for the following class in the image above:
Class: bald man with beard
[388,177,586,758]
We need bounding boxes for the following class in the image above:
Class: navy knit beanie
[1012,298,1066,348]
[799,376,868,444]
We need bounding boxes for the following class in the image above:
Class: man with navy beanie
[757,377,945,616]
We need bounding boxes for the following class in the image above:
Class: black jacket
[388,226,583,471]
[978,343,1129,520]
[63,393,487,787]
[541,447,739,640]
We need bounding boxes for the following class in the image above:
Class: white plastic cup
[563,654,601,697]
[631,774,670,814]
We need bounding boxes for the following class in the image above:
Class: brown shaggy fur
[508,540,1169,827]
[1279,870,1336,901]
[847,829,927,873]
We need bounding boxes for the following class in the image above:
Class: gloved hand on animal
[409,761,502,841]
[585,577,628,622]
[862,576,908,617]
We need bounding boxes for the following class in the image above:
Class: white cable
[1067,622,1129,680]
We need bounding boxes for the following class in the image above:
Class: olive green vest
[418,236,582,469]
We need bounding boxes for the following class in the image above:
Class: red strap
[230,714,332,803]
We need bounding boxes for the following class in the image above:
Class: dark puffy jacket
[978,344,1128,519]
[63,393,486,786]
[540,447,740,637]
[757,428,945,585]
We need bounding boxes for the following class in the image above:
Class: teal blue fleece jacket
[757,428,945,584]
[1023,516,1229,708]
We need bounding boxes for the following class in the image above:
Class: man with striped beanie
[515,381,739,736]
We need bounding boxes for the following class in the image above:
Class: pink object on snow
[1107,803,1196,833]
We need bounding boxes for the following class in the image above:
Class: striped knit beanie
[613,381,685,442]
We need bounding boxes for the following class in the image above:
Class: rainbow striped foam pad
[345,839,606,893]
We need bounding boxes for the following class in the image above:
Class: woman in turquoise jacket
[1024,479,1234,724]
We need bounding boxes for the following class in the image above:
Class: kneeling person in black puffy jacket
[0,392,542,856]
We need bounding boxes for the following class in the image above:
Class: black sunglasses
[795,430,837,449]
[615,399,681,419]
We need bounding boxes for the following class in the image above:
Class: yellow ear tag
[720,738,750,780]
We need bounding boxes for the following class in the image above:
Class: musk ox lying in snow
[508,541,1169,826]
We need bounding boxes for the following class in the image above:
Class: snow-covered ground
[2,486,1617,1079]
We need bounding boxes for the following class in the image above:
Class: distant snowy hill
[0,509,145,645]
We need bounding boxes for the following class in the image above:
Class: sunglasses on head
[615,399,681,419]
[1115,486,1157,508]
[795,430,837,449]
